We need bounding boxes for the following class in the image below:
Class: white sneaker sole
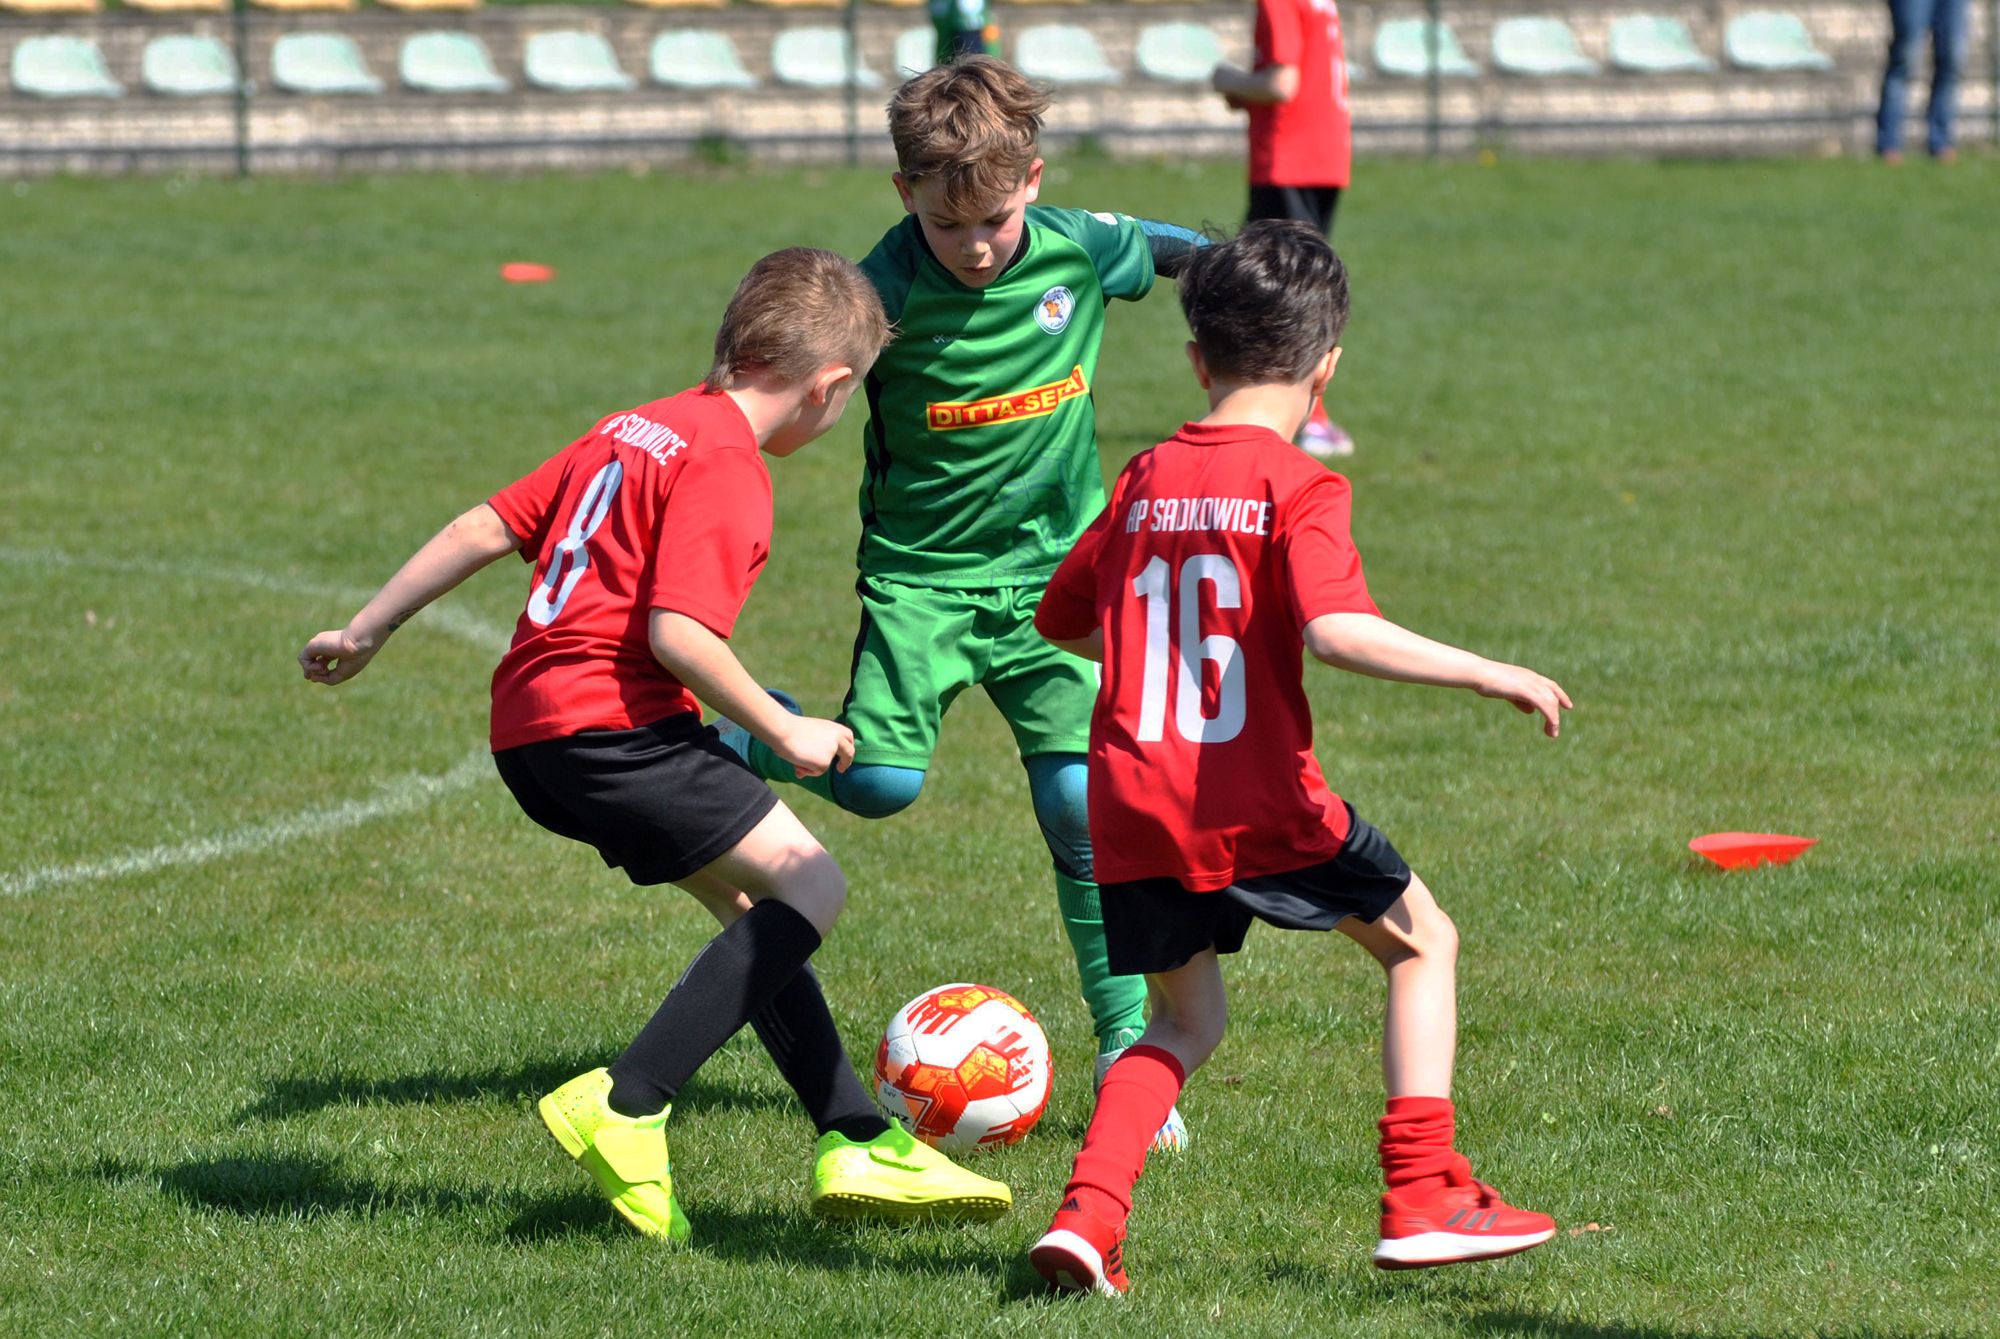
[1030,1229,1124,1296]
[1372,1226,1556,1270]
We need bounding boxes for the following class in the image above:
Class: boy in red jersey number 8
[1028,221,1570,1294]
[300,249,1009,1243]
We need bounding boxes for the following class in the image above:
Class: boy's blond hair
[703,248,891,391]
[887,56,1050,218]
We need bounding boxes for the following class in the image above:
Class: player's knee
[829,765,925,819]
[778,845,847,934]
[1025,754,1092,881]
[1398,880,1458,966]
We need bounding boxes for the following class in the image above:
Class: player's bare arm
[1041,630,1103,664]
[1302,612,1571,738]
[1212,62,1300,108]
[299,502,521,686]
[648,611,855,777]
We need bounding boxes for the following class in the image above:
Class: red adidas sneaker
[1373,1178,1556,1270]
[1030,1199,1130,1296]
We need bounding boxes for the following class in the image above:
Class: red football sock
[1059,1045,1186,1224]
[1377,1095,1471,1202]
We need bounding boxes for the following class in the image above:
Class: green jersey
[856,206,1155,588]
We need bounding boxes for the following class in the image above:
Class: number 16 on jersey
[1132,553,1246,745]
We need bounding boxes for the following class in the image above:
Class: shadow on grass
[232,1057,794,1125]
[99,1152,500,1221]
[506,1192,1016,1282]
[1467,1310,1944,1339]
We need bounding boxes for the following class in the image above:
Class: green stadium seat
[523,31,636,93]
[10,35,123,99]
[400,32,509,94]
[140,35,242,97]
[770,27,882,90]
[650,30,757,91]
[1372,19,1479,79]
[894,25,935,77]
[1135,22,1224,85]
[1491,17,1600,77]
[270,33,385,95]
[1607,16,1716,74]
[1723,12,1833,72]
[1014,24,1120,86]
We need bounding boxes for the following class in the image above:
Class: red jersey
[1249,0,1351,189]
[486,387,772,751]
[1036,422,1378,890]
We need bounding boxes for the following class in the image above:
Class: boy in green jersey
[724,58,1208,1152]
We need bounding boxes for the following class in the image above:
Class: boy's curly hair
[888,56,1050,217]
[703,248,890,391]
[1177,220,1350,384]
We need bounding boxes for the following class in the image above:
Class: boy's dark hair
[704,247,891,391]
[1176,220,1350,384]
[887,56,1049,218]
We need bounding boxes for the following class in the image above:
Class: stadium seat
[1723,11,1833,72]
[894,26,936,77]
[140,35,242,97]
[270,33,384,95]
[770,28,882,90]
[1135,22,1225,84]
[651,30,757,91]
[10,36,122,98]
[1491,17,1600,77]
[401,32,509,94]
[524,31,637,93]
[0,0,98,13]
[1607,16,1717,74]
[1372,19,1479,79]
[1014,24,1121,86]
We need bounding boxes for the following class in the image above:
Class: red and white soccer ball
[874,983,1052,1153]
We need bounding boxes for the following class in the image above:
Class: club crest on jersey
[1035,285,1075,334]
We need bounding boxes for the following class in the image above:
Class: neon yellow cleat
[810,1123,1012,1221]
[538,1068,691,1243]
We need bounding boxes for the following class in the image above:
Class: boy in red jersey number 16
[1028,221,1570,1295]
[300,250,1009,1244]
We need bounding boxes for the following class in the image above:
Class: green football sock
[1055,872,1146,1052]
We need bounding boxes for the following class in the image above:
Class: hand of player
[775,715,855,778]
[299,628,380,685]
[1473,662,1572,738]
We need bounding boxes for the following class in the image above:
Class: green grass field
[2,156,1996,1337]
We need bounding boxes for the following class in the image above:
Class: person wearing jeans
[1876,0,1969,161]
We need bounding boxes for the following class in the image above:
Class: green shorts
[841,577,1097,769]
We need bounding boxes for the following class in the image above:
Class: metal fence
[0,0,1993,176]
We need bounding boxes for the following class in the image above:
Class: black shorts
[492,712,778,886]
[1099,805,1412,976]
[1247,183,1341,237]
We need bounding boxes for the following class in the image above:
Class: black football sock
[606,899,822,1118]
[750,965,891,1144]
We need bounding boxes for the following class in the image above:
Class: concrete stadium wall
[0,1,1993,174]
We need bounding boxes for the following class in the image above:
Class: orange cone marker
[1688,833,1817,870]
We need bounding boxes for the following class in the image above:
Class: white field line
[0,547,510,897]
[0,749,493,898]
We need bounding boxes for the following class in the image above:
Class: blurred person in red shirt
[1213,0,1355,460]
